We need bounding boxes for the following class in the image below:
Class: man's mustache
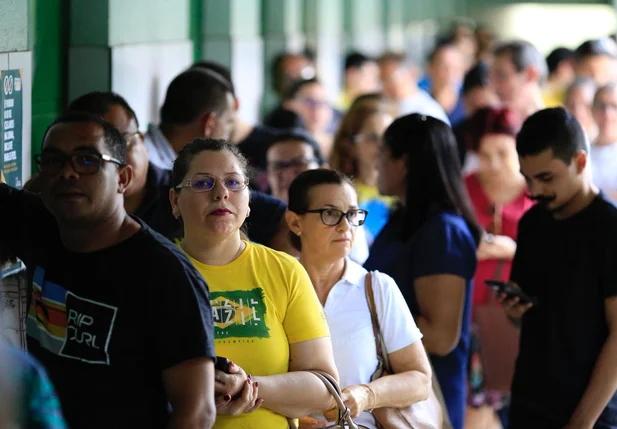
[526,193,556,204]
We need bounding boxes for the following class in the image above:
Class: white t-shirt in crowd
[398,89,451,126]
[591,142,617,195]
[322,259,423,429]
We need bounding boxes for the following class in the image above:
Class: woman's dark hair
[384,114,481,244]
[465,107,521,152]
[263,108,306,130]
[284,77,320,101]
[287,169,354,251]
[171,138,250,190]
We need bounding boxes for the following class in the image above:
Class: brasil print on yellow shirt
[182,241,330,429]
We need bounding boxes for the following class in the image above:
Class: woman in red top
[463,107,533,428]
[464,107,533,310]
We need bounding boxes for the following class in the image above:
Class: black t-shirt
[134,162,172,223]
[509,193,617,428]
[0,183,215,429]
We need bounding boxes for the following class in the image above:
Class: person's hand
[216,376,263,416]
[215,361,248,398]
[497,282,533,323]
[298,416,328,428]
[341,384,374,418]
[477,234,517,260]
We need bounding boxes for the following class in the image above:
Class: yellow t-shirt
[183,241,330,429]
[355,182,396,207]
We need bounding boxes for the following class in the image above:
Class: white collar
[339,258,367,288]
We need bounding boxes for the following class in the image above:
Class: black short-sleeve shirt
[509,193,617,428]
[0,183,215,429]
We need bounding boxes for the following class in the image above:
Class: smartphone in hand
[484,280,538,306]
[214,356,232,373]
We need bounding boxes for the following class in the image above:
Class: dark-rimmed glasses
[35,151,124,175]
[175,173,249,192]
[122,131,143,146]
[298,208,368,227]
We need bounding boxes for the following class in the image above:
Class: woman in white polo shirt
[286,168,432,428]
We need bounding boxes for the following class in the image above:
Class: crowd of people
[3,18,617,429]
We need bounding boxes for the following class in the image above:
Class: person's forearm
[366,370,431,409]
[568,332,617,427]
[167,406,215,429]
[254,371,335,418]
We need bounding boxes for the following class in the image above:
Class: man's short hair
[345,52,373,71]
[428,36,457,63]
[494,40,549,83]
[284,78,320,101]
[267,128,325,165]
[42,112,127,164]
[546,47,574,75]
[516,107,587,164]
[191,60,235,96]
[377,51,406,67]
[575,38,617,61]
[462,61,490,95]
[160,69,232,126]
[67,91,139,128]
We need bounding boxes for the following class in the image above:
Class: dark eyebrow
[534,171,553,180]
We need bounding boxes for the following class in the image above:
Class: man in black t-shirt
[0,113,216,428]
[502,107,617,428]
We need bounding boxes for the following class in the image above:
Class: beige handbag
[365,272,452,429]
[289,370,365,429]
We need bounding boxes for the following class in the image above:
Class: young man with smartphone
[501,107,617,428]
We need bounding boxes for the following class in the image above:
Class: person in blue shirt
[364,113,481,429]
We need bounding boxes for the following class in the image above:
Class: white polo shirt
[322,259,423,429]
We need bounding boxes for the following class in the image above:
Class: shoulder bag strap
[364,272,391,373]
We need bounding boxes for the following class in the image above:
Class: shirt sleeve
[282,256,330,344]
[154,252,215,370]
[247,191,287,246]
[373,271,423,354]
[410,215,477,281]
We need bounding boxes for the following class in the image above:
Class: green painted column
[343,0,385,56]
[262,0,304,114]
[32,0,67,168]
[201,0,264,123]
[69,0,193,128]
[304,0,344,102]
[0,0,34,184]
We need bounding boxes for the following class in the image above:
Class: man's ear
[234,97,240,112]
[118,164,133,194]
[202,112,217,138]
[575,150,588,175]
[285,209,302,237]
[525,66,540,84]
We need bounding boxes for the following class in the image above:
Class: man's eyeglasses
[35,151,124,175]
[296,96,330,110]
[269,158,318,173]
[175,173,249,192]
[297,208,368,227]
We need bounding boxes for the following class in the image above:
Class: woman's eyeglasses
[298,208,368,227]
[175,173,249,192]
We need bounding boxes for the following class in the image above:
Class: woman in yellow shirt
[169,138,337,429]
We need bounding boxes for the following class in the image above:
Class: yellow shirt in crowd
[183,241,330,429]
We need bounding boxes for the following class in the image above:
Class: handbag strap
[288,371,359,429]
[364,272,391,373]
